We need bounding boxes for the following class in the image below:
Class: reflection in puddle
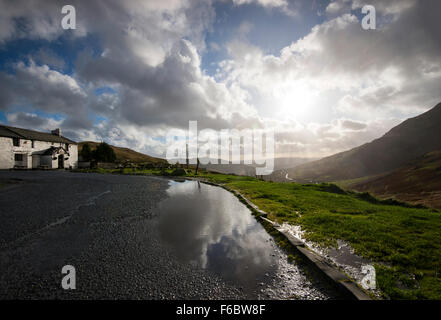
[157,180,276,292]
[156,180,337,299]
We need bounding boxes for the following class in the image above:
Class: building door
[58,155,64,169]
[14,153,25,168]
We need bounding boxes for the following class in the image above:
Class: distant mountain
[284,102,441,182]
[269,157,318,171]
[79,141,167,164]
[347,150,441,209]
[197,157,316,177]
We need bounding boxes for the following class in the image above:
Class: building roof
[0,126,22,139]
[0,125,77,144]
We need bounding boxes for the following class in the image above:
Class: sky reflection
[157,180,277,290]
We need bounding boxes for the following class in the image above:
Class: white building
[0,125,78,170]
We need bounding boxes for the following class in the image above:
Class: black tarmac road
[0,171,338,300]
[0,171,248,299]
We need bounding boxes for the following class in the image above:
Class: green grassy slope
[78,141,167,164]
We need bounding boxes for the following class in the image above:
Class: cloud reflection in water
[157,180,277,290]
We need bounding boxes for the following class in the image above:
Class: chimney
[51,128,61,136]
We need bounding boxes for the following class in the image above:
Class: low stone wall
[96,162,117,169]
[78,161,90,169]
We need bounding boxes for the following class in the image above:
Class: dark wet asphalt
[0,171,337,300]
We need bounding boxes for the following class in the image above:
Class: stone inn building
[0,125,78,170]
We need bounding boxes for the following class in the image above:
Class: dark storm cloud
[7,112,51,128]
[33,48,66,70]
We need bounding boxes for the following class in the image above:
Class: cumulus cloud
[214,0,441,156]
[0,60,87,115]
[326,0,417,17]
[6,112,63,131]
[0,0,440,159]
[0,0,254,154]
[325,0,351,16]
[232,0,297,16]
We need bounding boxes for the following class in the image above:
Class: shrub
[93,142,117,163]
[80,143,93,161]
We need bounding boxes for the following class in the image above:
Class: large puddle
[156,180,336,299]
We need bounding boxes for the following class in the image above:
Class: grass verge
[75,168,441,299]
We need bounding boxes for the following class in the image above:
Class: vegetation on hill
[80,142,117,163]
[78,141,167,164]
[79,143,93,161]
[340,150,441,209]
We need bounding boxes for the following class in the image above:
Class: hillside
[78,141,167,164]
[345,150,441,209]
[269,157,318,171]
[284,102,441,182]
[199,157,316,177]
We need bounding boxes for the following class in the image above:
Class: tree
[80,143,93,161]
[93,142,116,163]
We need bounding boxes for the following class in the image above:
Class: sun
[275,83,317,121]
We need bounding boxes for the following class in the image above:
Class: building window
[31,140,35,148]
[14,154,23,161]
[12,138,20,146]
[65,143,69,150]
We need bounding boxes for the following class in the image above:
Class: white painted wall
[69,144,78,169]
[0,137,14,169]
[0,136,78,169]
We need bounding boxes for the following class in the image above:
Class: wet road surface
[0,171,338,299]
